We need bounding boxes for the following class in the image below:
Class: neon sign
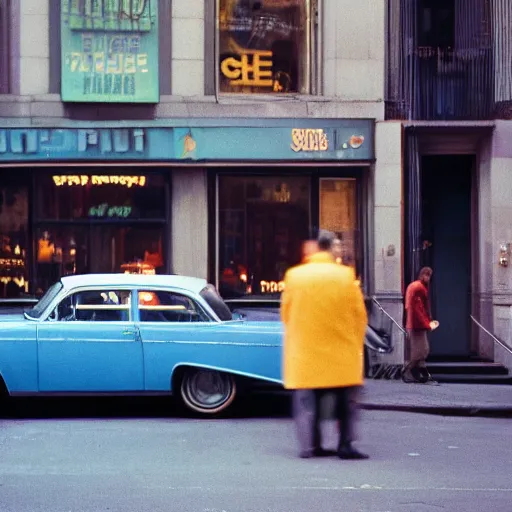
[53,175,146,188]
[260,280,285,293]
[291,129,329,152]
[89,204,133,218]
[221,51,273,88]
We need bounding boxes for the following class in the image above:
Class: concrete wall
[171,169,208,279]
[373,122,402,295]
[371,121,405,366]
[489,121,512,368]
[323,0,385,102]
[476,134,495,360]
[171,0,204,97]
[0,0,386,121]
[19,0,49,96]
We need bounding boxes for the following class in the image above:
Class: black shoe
[313,447,337,457]
[300,447,337,458]
[338,444,369,460]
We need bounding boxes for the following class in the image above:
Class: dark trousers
[292,387,359,456]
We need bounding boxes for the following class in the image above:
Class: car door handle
[123,328,141,342]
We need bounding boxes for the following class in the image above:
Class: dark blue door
[422,156,473,357]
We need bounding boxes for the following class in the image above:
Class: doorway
[421,155,473,357]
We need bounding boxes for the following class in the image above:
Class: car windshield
[199,284,233,321]
[25,281,64,319]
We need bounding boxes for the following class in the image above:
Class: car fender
[170,362,283,392]
[0,372,10,397]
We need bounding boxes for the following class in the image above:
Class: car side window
[56,290,131,322]
[138,290,209,323]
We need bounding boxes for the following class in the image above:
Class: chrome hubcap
[184,370,233,409]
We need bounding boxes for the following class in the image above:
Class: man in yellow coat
[281,231,368,459]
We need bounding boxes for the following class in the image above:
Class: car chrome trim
[172,362,283,385]
[144,340,280,347]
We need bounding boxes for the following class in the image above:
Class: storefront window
[218,175,310,297]
[319,178,359,270]
[218,0,314,94]
[37,173,166,220]
[0,185,29,298]
[35,225,165,294]
[33,172,167,294]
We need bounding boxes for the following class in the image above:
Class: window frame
[0,0,12,94]
[211,166,368,296]
[31,169,171,291]
[135,288,213,323]
[52,288,133,322]
[208,0,320,97]
[37,285,136,322]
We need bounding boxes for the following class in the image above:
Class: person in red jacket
[403,267,439,384]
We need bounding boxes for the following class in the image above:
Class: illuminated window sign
[52,175,146,188]
[218,0,313,94]
[221,51,274,88]
[291,129,329,152]
[89,204,133,218]
[260,280,285,293]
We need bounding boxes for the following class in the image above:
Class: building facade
[0,0,511,371]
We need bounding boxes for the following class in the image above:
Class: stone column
[372,121,405,367]
[171,169,208,279]
[171,0,204,96]
[19,0,50,95]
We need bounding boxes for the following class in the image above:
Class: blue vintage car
[0,274,283,415]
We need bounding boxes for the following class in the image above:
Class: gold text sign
[260,280,285,293]
[221,51,273,88]
[291,129,329,152]
[52,175,146,188]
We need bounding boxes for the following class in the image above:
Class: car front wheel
[179,368,237,415]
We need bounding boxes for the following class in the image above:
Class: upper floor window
[0,0,11,94]
[218,0,316,94]
[418,0,455,49]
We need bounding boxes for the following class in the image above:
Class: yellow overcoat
[280,252,368,389]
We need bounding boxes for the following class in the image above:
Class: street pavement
[0,396,511,512]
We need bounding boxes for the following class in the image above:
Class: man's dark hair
[418,266,433,278]
[317,230,336,251]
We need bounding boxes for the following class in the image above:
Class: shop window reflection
[36,228,88,295]
[218,176,310,298]
[218,0,312,94]
[35,226,165,294]
[319,178,359,273]
[0,186,29,298]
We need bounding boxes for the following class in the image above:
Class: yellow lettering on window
[221,51,273,88]
[291,129,305,152]
[291,129,329,152]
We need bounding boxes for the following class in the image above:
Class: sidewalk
[358,380,512,416]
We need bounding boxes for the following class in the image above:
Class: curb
[359,403,512,418]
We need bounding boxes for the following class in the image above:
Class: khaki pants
[403,329,430,381]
